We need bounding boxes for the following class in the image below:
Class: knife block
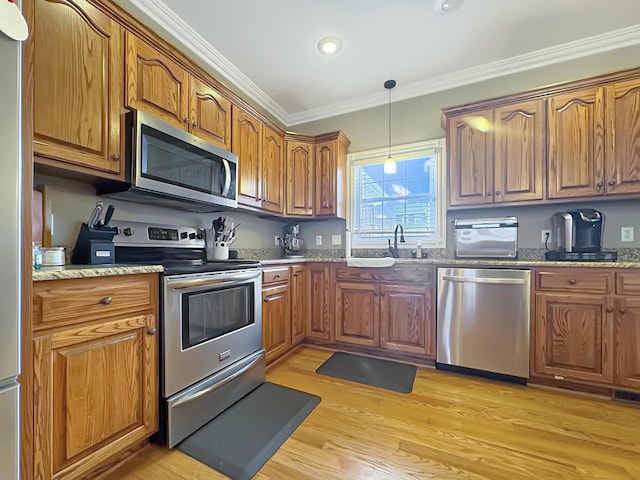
[71,223,117,265]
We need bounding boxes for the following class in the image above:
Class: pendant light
[383,79,397,174]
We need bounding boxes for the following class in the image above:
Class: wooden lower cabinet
[533,292,614,384]
[335,282,379,347]
[291,266,309,346]
[307,264,332,341]
[614,297,640,389]
[262,283,291,363]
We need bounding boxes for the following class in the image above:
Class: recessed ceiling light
[317,36,342,56]
[433,0,463,14]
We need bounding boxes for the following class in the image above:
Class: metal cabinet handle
[112,154,120,161]
[274,274,280,279]
[608,180,616,186]
[606,307,614,313]
[486,191,493,196]
[495,191,501,195]
[568,279,577,285]
[596,182,603,188]
[380,292,385,297]
[183,117,189,124]
[101,296,112,305]
[619,308,626,314]
[192,121,198,128]
[373,291,379,297]
[147,327,157,336]
[264,297,273,303]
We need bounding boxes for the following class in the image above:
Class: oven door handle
[172,353,263,409]
[168,271,261,291]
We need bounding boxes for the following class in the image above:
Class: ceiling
[117,0,640,126]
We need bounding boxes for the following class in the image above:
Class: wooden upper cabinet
[232,106,263,208]
[261,126,285,214]
[314,141,336,216]
[493,100,545,203]
[189,77,231,150]
[285,140,314,216]
[27,0,123,175]
[605,79,640,196]
[614,297,640,390]
[125,32,190,130]
[448,110,495,206]
[335,282,379,347]
[534,292,614,385]
[547,87,606,199]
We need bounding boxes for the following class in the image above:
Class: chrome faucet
[388,224,406,258]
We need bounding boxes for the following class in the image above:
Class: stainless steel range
[112,220,264,447]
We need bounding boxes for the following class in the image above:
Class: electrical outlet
[621,226,634,242]
[274,235,280,246]
[315,235,322,246]
[541,229,552,244]
[332,234,342,245]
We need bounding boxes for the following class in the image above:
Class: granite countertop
[32,264,164,281]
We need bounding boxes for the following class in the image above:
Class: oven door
[163,269,262,397]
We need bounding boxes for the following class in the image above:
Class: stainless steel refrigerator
[0,7,23,480]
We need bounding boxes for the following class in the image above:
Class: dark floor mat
[316,352,417,393]
[177,382,320,480]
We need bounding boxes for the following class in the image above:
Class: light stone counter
[32,264,164,281]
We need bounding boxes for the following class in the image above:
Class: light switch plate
[331,234,342,245]
[621,226,634,242]
[315,235,322,246]
[274,235,280,246]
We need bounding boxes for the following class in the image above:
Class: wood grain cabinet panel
[262,126,285,214]
[447,110,495,206]
[33,313,157,480]
[605,79,640,195]
[232,106,263,209]
[379,284,433,356]
[534,293,614,384]
[27,0,123,175]
[493,100,545,203]
[285,140,314,216]
[291,266,309,346]
[307,265,332,341]
[547,87,606,199]
[125,32,190,130]
[262,284,291,363]
[536,270,613,294]
[314,141,336,216]
[335,282,379,347]
[189,77,231,150]
[614,297,640,390]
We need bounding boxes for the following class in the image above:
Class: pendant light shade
[384,79,397,174]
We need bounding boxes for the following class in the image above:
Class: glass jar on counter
[32,243,42,270]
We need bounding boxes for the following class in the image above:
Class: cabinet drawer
[33,274,157,329]
[336,266,433,284]
[536,270,612,293]
[262,266,290,285]
[616,271,640,295]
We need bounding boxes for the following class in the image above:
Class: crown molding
[116,2,640,127]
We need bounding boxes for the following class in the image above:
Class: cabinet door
[189,77,231,150]
[307,265,331,341]
[33,314,157,479]
[614,297,640,390]
[291,266,309,346]
[379,284,432,356]
[335,282,379,347]
[285,140,314,216]
[27,0,123,175]
[314,140,336,216]
[494,100,545,203]
[125,32,190,130]
[547,88,606,199]
[262,126,285,215]
[605,80,640,195]
[534,293,614,384]
[262,284,291,363]
[447,111,495,206]
[232,106,263,208]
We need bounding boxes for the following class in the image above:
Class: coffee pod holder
[71,223,117,265]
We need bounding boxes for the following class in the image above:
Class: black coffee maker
[547,208,616,261]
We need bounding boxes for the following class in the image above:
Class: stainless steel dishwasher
[436,268,531,380]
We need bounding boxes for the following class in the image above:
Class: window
[347,139,446,249]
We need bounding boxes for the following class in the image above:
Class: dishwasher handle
[441,275,526,285]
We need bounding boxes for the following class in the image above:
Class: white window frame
[346,138,447,250]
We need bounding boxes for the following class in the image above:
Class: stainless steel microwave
[98,110,238,212]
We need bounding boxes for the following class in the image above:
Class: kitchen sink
[346,257,395,268]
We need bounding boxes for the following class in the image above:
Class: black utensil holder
[71,223,117,265]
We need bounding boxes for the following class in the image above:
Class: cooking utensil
[87,202,103,228]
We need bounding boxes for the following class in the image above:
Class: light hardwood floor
[105,347,640,479]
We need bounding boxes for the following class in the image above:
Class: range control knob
[188,232,196,240]
[180,231,188,239]
[123,227,133,236]
[196,231,204,240]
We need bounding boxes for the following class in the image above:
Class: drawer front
[336,266,433,284]
[536,270,612,293]
[616,271,640,295]
[33,274,157,328]
[262,266,290,285]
